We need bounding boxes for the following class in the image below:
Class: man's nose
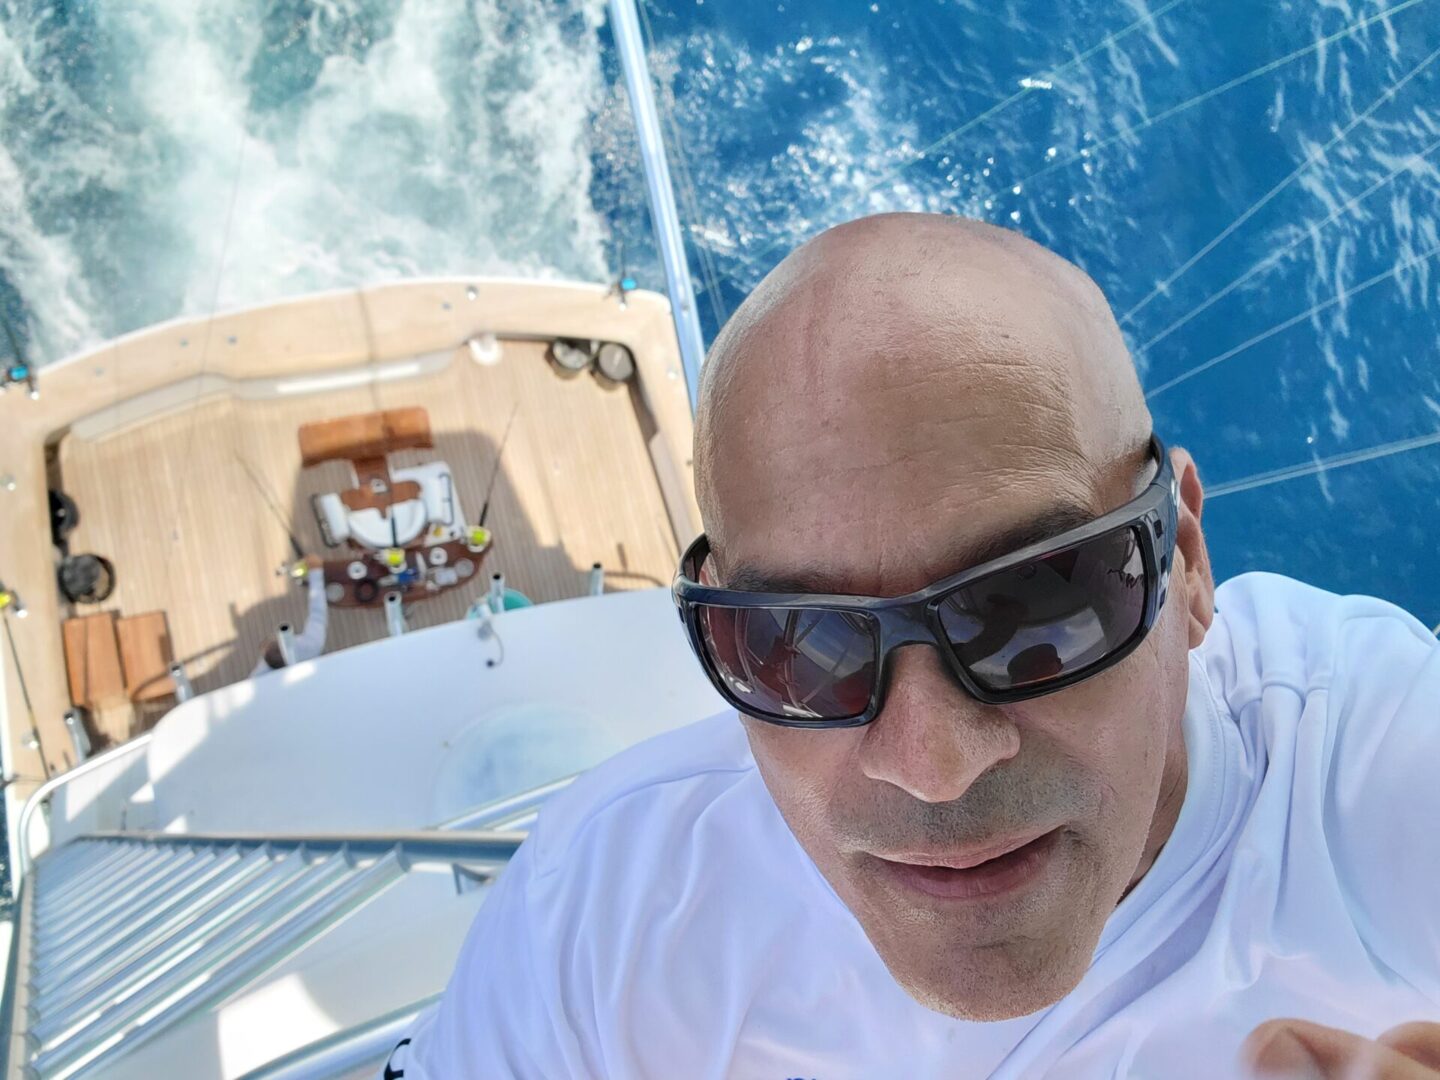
[856,645,1021,803]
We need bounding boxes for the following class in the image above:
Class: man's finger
[1379,1023,1440,1072]
[1245,1018,1438,1079]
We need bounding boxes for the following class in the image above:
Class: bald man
[389,215,1440,1079]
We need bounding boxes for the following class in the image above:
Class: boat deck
[1,279,698,782]
[52,339,681,736]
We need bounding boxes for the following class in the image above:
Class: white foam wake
[0,0,612,365]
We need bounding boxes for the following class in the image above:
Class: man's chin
[892,958,1085,1022]
[842,843,1104,1022]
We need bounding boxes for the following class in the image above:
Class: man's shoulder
[526,709,761,877]
[1202,571,1436,706]
[1208,580,1440,996]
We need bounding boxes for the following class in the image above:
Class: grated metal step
[3,830,521,1079]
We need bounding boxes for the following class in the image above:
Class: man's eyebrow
[723,500,1098,596]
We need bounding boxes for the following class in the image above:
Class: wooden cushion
[116,611,176,703]
[62,612,126,710]
[297,407,433,467]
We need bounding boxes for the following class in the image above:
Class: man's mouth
[870,827,1062,901]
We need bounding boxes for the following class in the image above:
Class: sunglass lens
[696,605,878,721]
[935,526,1147,692]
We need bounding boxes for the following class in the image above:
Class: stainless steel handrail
[0,875,30,1080]
[15,732,153,881]
[79,828,524,866]
[17,737,559,881]
[236,992,441,1080]
[434,773,576,832]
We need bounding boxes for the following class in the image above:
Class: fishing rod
[233,454,305,562]
[2,611,52,780]
[0,309,23,365]
[0,309,39,398]
[479,402,520,528]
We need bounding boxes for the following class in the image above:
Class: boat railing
[16,740,577,887]
[14,732,155,884]
[4,827,523,1079]
[234,991,441,1080]
[434,772,577,833]
[3,771,579,1078]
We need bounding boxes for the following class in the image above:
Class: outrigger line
[479,402,520,528]
[233,453,305,561]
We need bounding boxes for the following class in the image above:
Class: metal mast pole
[608,0,707,414]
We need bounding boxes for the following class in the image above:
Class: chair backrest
[297,408,433,468]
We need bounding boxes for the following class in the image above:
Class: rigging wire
[1135,132,1440,356]
[695,0,1197,295]
[1005,0,1435,199]
[169,108,252,551]
[1120,40,1440,327]
[1204,429,1440,499]
[1144,237,1440,399]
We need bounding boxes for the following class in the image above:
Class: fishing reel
[0,584,27,618]
[274,558,317,583]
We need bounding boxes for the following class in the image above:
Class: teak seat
[62,612,126,710]
[116,611,176,703]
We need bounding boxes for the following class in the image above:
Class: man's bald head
[686,213,1214,1023]
[694,212,1151,573]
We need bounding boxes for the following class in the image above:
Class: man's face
[701,229,1197,1021]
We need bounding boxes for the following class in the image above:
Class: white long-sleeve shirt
[250,569,329,678]
[385,572,1440,1078]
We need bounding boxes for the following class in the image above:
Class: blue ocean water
[605,0,1440,630]
[2,0,1438,639]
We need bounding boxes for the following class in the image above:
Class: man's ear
[1170,446,1215,649]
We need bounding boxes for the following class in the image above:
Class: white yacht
[0,4,723,1075]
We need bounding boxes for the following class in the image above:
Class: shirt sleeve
[292,568,329,662]
[1325,599,1440,1000]
[376,836,594,1079]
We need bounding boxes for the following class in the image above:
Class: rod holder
[488,572,505,614]
[169,662,194,703]
[0,585,26,619]
[276,623,297,667]
[384,592,407,637]
[587,562,605,597]
[62,709,91,763]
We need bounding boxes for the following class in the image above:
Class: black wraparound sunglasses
[672,435,1179,728]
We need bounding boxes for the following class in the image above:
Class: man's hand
[1244,1018,1440,1078]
